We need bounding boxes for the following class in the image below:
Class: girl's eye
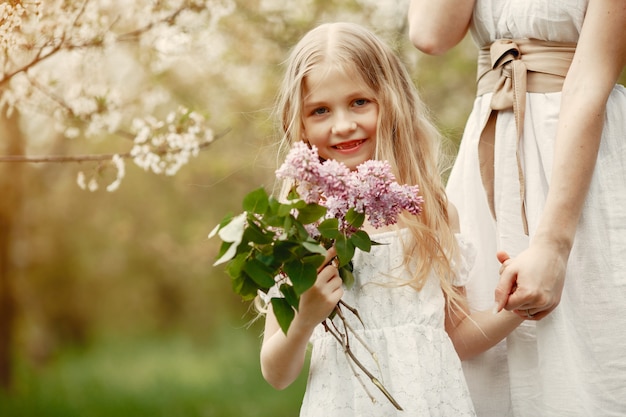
[354,98,369,107]
[312,107,328,116]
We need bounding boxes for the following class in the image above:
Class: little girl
[259,22,523,416]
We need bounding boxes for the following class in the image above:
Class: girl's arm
[260,249,343,390]
[494,0,626,319]
[407,0,475,55]
[445,286,524,361]
[445,204,524,360]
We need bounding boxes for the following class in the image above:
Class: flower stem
[323,306,403,411]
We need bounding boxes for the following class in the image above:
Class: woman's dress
[299,231,476,416]
[447,1,626,416]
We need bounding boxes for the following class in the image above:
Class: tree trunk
[0,107,23,390]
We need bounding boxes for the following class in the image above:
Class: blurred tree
[0,0,236,389]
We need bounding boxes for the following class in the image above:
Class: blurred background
[1,1,623,416]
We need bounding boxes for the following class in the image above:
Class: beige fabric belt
[476,39,575,234]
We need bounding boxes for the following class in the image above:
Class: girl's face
[301,65,378,170]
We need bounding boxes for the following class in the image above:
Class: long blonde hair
[274,22,464,308]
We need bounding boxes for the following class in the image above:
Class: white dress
[299,230,476,417]
[447,1,626,416]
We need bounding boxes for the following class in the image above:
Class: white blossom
[106,154,126,192]
[76,171,87,190]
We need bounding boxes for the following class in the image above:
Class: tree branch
[0,129,229,164]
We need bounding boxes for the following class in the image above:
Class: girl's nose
[331,120,357,135]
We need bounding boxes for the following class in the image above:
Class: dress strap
[476,39,575,235]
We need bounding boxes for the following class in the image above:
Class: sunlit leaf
[345,208,365,229]
[213,242,237,266]
[277,201,294,217]
[212,212,247,265]
[242,187,269,214]
[302,241,326,256]
[296,203,326,224]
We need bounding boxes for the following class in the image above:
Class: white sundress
[298,231,476,417]
[448,1,626,416]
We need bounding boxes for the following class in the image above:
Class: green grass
[0,327,308,417]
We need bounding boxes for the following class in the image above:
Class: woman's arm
[407,0,475,55]
[260,250,343,390]
[494,0,626,319]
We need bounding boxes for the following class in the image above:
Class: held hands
[296,247,344,329]
[494,242,568,320]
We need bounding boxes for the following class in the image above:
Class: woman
[408,1,626,416]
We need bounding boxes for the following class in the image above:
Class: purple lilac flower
[276,142,321,185]
[275,142,424,235]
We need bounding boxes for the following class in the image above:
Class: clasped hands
[494,244,568,320]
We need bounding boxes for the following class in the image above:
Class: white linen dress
[448,1,626,416]
[298,231,476,416]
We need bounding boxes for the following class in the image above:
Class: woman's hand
[494,241,568,320]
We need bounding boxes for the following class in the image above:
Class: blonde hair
[274,22,465,310]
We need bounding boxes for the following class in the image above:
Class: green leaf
[279,284,300,311]
[272,240,299,263]
[335,234,355,267]
[277,201,294,217]
[338,265,355,289]
[350,230,372,252]
[286,186,299,201]
[225,252,248,278]
[345,208,365,229]
[231,273,259,301]
[299,222,321,243]
[242,219,274,244]
[296,203,327,224]
[243,187,269,214]
[302,241,327,256]
[242,259,277,289]
[318,218,340,239]
[271,298,295,334]
[284,260,317,295]
[302,254,325,270]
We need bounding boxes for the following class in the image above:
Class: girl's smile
[333,139,366,152]
[302,65,378,170]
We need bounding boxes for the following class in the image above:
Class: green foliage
[212,187,373,334]
[0,331,307,417]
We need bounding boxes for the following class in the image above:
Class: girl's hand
[494,242,568,320]
[296,247,344,329]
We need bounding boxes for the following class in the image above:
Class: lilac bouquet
[210,142,423,409]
